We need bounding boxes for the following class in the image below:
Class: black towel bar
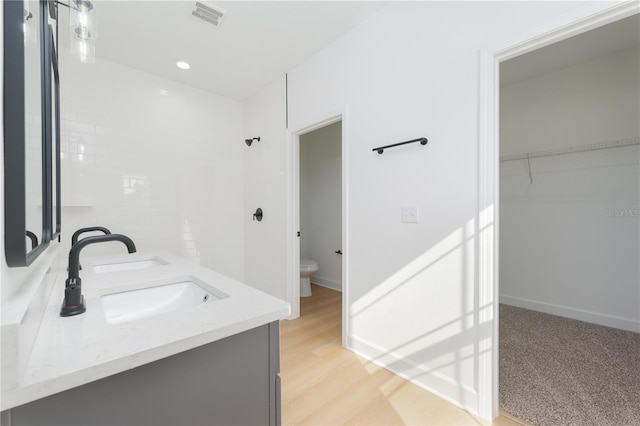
[372,137,428,154]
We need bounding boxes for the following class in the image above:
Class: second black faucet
[60,234,137,317]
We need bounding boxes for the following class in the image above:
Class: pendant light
[69,0,97,64]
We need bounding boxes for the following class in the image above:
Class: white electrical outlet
[401,205,418,223]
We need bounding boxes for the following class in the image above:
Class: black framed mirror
[3,0,61,267]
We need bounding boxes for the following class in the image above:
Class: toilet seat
[300,259,318,271]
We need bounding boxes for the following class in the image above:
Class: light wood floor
[279,284,525,426]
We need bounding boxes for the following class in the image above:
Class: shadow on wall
[350,212,494,409]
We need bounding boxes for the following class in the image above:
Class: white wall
[500,47,640,331]
[300,121,342,291]
[243,76,288,300]
[243,0,615,415]
[59,50,245,280]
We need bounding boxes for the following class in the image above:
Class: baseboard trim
[500,295,640,332]
[348,335,478,415]
[310,276,342,292]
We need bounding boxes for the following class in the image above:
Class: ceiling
[60,1,388,101]
[501,14,640,87]
[61,3,637,99]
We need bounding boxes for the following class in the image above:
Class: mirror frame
[49,15,61,241]
[3,0,60,266]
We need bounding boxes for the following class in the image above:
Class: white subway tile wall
[59,50,245,281]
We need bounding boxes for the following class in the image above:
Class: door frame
[477,1,639,420]
[287,107,350,347]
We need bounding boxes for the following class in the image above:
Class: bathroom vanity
[4,323,281,426]
[1,252,290,426]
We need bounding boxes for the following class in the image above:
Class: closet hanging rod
[373,137,428,154]
[500,138,640,163]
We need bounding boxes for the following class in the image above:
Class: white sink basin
[101,278,228,324]
[93,258,166,274]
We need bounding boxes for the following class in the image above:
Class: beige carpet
[499,304,640,426]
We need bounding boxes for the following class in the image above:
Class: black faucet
[72,226,111,246]
[60,234,137,317]
[70,227,112,271]
[25,230,38,250]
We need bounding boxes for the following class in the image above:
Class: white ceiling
[60,1,388,101]
[501,14,640,87]
[62,3,637,99]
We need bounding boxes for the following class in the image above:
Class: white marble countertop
[1,251,290,410]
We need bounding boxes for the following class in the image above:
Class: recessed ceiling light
[175,61,191,70]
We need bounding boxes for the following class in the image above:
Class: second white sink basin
[93,258,167,274]
[101,278,228,324]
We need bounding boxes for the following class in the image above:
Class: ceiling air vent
[192,1,227,26]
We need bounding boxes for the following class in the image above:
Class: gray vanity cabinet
[3,322,281,426]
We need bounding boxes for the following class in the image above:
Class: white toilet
[300,259,319,297]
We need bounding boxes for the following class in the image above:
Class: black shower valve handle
[253,208,263,221]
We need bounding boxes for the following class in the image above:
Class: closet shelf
[500,138,640,163]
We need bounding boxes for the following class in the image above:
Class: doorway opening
[496,12,639,426]
[299,121,343,294]
[477,2,639,420]
[289,113,348,347]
